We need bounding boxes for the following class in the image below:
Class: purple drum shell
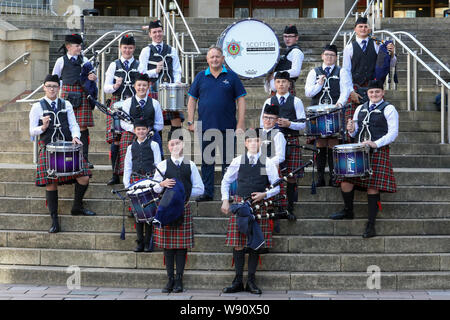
[333,146,370,177]
[306,112,341,137]
[48,151,80,173]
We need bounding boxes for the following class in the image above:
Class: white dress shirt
[152,156,205,197]
[260,93,306,131]
[119,95,164,133]
[304,63,353,106]
[350,99,399,148]
[104,56,137,94]
[269,47,304,92]
[52,54,93,87]
[221,152,280,201]
[123,138,162,188]
[260,127,286,166]
[29,97,80,140]
[138,41,182,82]
[342,36,397,87]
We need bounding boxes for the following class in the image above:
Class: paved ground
[0,284,449,300]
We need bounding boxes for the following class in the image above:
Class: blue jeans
[200,130,235,198]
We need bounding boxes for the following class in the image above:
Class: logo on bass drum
[226,40,242,58]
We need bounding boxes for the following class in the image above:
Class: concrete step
[2,230,450,254]
[1,264,450,290]
[0,247,448,273]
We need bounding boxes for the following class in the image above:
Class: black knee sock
[342,189,355,213]
[80,129,90,161]
[46,190,58,217]
[317,147,327,179]
[367,193,380,225]
[247,249,259,282]
[233,249,245,283]
[327,147,335,177]
[164,249,176,279]
[286,182,297,211]
[136,222,144,245]
[110,143,119,172]
[73,182,88,211]
[175,249,187,277]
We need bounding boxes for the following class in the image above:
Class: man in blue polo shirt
[187,46,246,202]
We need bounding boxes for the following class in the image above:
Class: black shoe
[223,281,244,294]
[316,178,326,187]
[172,275,183,293]
[49,215,60,233]
[330,209,354,220]
[87,161,94,169]
[134,243,144,252]
[71,208,96,216]
[144,244,154,252]
[329,176,338,187]
[162,277,174,293]
[245,279,262,295]
[363,223,376,238]
[196,195,213,202]
[287,211,297,221]
[107,175,120,186]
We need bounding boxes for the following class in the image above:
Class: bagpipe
[232,160,314,220]
[87,95,134,125]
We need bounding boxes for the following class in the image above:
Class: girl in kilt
[152,128,204,293]
[52,34,97,169]
[104,35,140,185]
[261,71,306,220]
[221,130,281,295]
[29,75,96,234]
[330,80,399,238]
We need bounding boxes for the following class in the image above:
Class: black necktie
[70,56,77,63]
[280,96,286,105]
[51,101,57,113]
[369,104,377,112]
[123,60,129,71]
[361,40,367,52]
[139,100,146,109]
[156,44,162,54]
[324,66,331,77]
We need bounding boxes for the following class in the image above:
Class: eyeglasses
[44,85,59,89]
[263,116,277,121]
[283,35,297,38]
[323,53,336,57]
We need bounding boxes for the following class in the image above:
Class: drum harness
[115,62,139,101]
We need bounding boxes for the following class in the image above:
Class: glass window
[436,7,450,17]
[234,7,249,18]
[303,7,318,18]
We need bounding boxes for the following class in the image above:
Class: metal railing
[0,0,56,16]
[0,51,29,75]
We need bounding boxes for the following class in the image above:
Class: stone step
[1,264,450,290]
[1,247,448,273]
[1,213,449,237]
[2,231,450,254]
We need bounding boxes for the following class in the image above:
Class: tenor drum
[127,179,158,223]
[305,104,342,137]
[46,141,83,177]
[217,19,280,78]
[333,143,372,178]
[111,101,125,133]
[158,82,188,111]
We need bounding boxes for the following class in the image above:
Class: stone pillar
[323,0,355,18]
[189,0,219,18]
[0,21,52,102]
[54,0,94,16]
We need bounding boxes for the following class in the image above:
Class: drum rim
[127,179,156,194]
[216,18,280,79]
[46,141,81,151]
[333,143,370,151]
[158,82,189,88]
[307,104,340,112]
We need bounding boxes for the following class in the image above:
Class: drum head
[334,143,369,151]
[46,141,80,152]
[127,179,155,195]
[307,104,339,113]
[217,19,280,79]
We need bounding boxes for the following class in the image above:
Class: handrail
[0,51,29,75]
[343,0,377,48]
[330,0,359,45]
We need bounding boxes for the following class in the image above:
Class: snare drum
[158,82,188,111]
[333,143,372,178]
[217,19,280,78]
[46,141,83,177]
[127,179,158,223]
[306,104,342,137]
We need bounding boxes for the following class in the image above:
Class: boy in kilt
[104,34,140,185]
[261,71,306,220]
[52,34,97,169]
[123,119,162,252]
[330,80,399,238]
[115,73,164,179]
[152,128,204,293]
[139,20,184,138]
[29,75,96,234]
[221,130,281,294]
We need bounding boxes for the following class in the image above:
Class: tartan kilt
[153,204,194,249]
[282,135,304,178]
[225,196,273,249]
[105,95,122,144]
[336,145,397,193]
[273,167,287,209]
[162,110,185,125]
[35,140,91,187]
[114,131,136,176]
[61,84,94,128]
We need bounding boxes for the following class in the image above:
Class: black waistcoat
[275,45,302,80]
[165,158,192,201]
[61,55,83,85]
[236,154,270,199]
[270,95,298,136]
[356,101,390,142]
[38,99,73,145]
[131,137,156,175]
[311,66,341,105]
[129,97,155,129]
[147,44,174,82]
[351,38,377,86]
[113,59,140,99]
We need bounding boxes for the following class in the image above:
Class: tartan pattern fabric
[282,135,304,178]
[225,196,273,249]
[114,131,135,176]
[153,204,194,249]
[61,84,94,128]
[105,95,121,144]
[336,145,397,193]
[273,167,287,209]
[35,140,91,187]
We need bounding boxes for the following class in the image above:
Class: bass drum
[217,19,280,79]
